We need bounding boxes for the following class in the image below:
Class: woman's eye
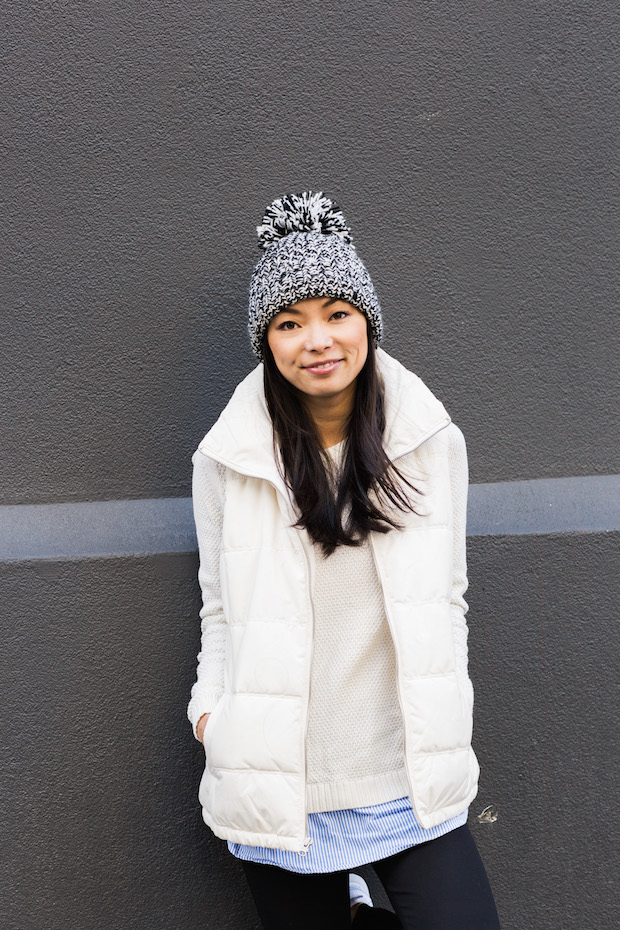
[277,320,298,330]
[331,310,349,320]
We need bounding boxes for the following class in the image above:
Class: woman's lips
[302,359,343,375]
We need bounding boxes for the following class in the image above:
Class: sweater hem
[306,767,410,813]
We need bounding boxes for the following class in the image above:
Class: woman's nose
[304,323,333,351]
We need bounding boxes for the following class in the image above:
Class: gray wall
[2,2,618,928]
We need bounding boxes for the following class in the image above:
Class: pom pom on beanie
[248,191,383,360]
[256,192,352,250]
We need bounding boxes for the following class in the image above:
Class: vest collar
[198,348,451,494]
[376,348,451,460]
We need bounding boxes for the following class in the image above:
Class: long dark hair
[262,325,425,556]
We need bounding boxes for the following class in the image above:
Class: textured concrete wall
[3,535,617,929]
[3,1,618,506]
[2,1,618,928]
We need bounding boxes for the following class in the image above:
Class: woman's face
[266,297,369,401]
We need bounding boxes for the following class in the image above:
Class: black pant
[240,825,501,930]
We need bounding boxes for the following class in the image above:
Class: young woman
[188,192,501,929]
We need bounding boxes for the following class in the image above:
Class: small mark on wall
[476,804,499,824]
[413,108,450,122]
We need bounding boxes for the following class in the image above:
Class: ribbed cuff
[187,690,223,740]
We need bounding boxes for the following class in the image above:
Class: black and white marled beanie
[248,191,383,360]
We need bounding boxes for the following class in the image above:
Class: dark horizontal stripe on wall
[1,474,618,562]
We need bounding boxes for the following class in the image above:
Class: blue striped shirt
[228,797,468,873]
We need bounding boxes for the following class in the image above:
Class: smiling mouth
[303,359,343,370]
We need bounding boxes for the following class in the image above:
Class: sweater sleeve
[186,448,228,739]
[447,423,475,716]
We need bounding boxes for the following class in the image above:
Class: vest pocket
[202,695,225,764]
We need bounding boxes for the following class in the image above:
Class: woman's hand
[196,712,211,744]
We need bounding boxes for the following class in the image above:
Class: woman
[188,192,501,929]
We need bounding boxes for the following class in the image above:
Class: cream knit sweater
[305,441,409,812]
[189,428,470,814]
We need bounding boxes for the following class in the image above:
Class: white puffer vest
[195,349,479,852]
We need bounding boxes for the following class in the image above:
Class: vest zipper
[366,421,450,829]
[294,523,315,854]
[269,488,314,854]
[368,534,422,827]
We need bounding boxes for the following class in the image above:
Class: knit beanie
[248,191,383,360]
